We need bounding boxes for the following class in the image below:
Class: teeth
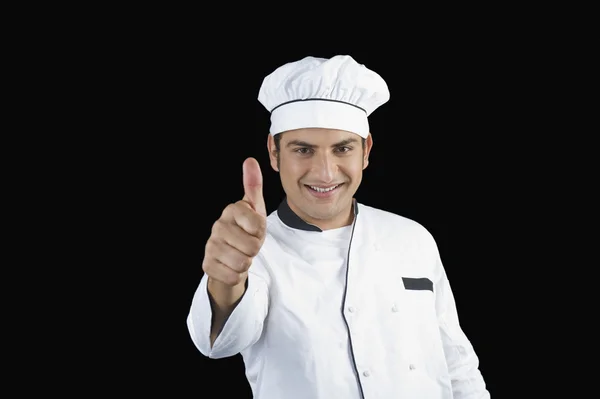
[309,185,339,193]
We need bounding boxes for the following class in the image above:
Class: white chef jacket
[187,198,490,399]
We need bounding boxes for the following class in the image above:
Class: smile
[305,184,343,193]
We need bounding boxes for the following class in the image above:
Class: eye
[294,147,312,155]
[335,146,352,153]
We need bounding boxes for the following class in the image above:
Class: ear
[267,133,279,172]
[363,132,373,170]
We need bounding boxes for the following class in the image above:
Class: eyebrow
[286,138,359,148]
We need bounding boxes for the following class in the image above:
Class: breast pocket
[402,277,434,292]
[400,276,436,321]
[399,276,445,363]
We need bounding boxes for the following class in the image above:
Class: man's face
[268,128,373,230]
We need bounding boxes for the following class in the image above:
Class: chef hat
[257,55,390,139]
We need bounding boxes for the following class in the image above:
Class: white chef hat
[257,55,390,139]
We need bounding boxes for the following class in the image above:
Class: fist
[202,157,267,287]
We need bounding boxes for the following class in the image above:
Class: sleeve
[435,259,491,399]
[186,255,270,359]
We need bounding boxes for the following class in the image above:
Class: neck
[278,197,357,232]
[312,204,355,231]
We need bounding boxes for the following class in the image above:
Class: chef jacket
[187,198,490,399]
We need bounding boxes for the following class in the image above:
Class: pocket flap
[402,277,433,292]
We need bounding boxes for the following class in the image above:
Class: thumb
[242,157,267,217]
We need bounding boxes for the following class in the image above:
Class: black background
[11,3,594,396]
[128,49,508,396]
[81,19,558,398]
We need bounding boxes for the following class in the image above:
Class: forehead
[279,128,361,144]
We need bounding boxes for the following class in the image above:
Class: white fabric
[187,203,490,399]
[257,55,390,138]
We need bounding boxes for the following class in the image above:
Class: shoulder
[357,202,439,250]
[358,203,430,234]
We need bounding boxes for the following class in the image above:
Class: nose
[312,152,337,183]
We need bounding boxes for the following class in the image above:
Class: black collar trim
[276,197,359,232]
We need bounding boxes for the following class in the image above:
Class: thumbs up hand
[242,157,267,217]
[202,157,267,289]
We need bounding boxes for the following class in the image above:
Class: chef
[187,55,490,399]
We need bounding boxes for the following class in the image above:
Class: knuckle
[243,215,263,237]
[211,220,224,237]
[201,259,213,275]
[255,216,267,236]
[248,237,262,256]
[240,256,253,270]
[235,272,248,285]
[232,201,247,215]
[205,237,220,255]
[225,271,242,286]
[221,203,236,218]
[235,199,249,208]
[204,239,214,256]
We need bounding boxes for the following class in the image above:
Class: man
[187,55,490,398]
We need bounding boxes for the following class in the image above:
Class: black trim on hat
[270,98,367,114]
[276,197,359,232]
